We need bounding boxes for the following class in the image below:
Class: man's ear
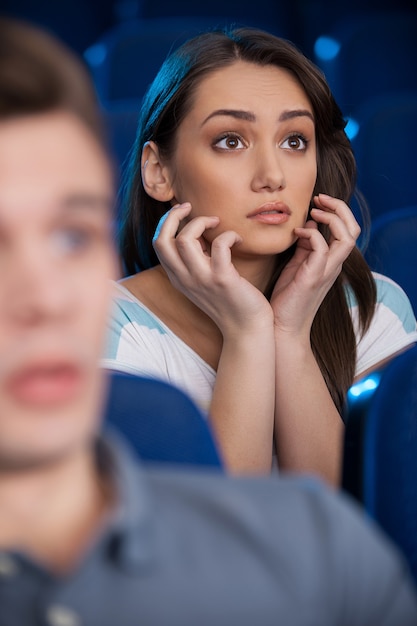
[141,141,175,202]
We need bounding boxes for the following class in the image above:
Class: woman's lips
[5,363,83,407]
[247,202,291,225]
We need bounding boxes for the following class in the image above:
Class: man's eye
[50,228,92,256]
[281,134,308,151]
[215,134,245,150]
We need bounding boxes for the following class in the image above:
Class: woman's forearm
[273,331,344,487]
[210,326,276,474]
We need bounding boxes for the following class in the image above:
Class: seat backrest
[85,16,267,102]
[364,205,417,312]
[351,93,417,220]
[362,345,417,583]
[101,98,140,171]
[313,11,417,116]
[104,372,223,468]
[137,0,295,40]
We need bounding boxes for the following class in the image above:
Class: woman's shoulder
[109,272,167,330]
[352,272,417,378]
[116,267,157,300]
[111,278,142,303]
[112,267,164,306]
[371,272,416,329]
[346,272,415,320]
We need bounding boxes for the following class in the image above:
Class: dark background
[0,0,415,57]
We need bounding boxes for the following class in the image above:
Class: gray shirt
[0,433,416,626]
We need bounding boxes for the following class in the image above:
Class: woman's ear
[141,141,175,202]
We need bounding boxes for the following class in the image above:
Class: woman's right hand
[153,203,276,474]
[152,203,274,335]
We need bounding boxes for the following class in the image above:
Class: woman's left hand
[270,193,360,336]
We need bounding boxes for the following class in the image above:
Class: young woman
[103,28,417,485]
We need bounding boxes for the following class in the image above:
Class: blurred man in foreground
[0,17,416,626]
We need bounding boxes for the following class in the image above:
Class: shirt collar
[98,429,156,572]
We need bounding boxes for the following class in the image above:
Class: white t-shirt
[102,273,417,416]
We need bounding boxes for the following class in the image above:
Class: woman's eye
[214,134,245,150]
[281,134,308,151]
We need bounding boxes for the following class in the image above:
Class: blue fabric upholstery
[365,206,417,312]
[352,94,417,220]
[84,17,243,102]
[104,371,223,468]
[101,99,140,171]
[362,345,417,583]
[314,11,417,116]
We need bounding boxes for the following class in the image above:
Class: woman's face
[166,60,317,259]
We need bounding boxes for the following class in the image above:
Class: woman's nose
[251,145,285,192]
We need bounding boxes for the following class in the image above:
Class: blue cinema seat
[362,345,417,584]
[313,11,417,116]
[365,206,417,313]
[104,371,223,468]
[84,17,245,103]
[101,98,140,172]
[351,93,417,220]
[137,0,294,40]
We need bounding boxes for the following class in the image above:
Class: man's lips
[5,362,84,407]
[247,202,291,224]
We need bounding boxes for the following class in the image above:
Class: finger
[310,207,357,247]
[174,227,241,283]
[314,194,361,240]
[210,230,243,274]
[152,203,192,245]
[174,215,221,271]
[175,214,220,242]
[292,220,317,252]
[312,193,361,239]
[152,204,195,274]
[303,210,355,267]
[310,198,358,242]
[153,205,218,273]
[302,219,318,231]
[294,226,328,254]
[296,221,354,269]
[292,227,329,275]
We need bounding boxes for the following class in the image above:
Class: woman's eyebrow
[201,108,314,127]
[279,109,314,122]
[201,109,256,126]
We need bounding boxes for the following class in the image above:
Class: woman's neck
[121,254,278,369]
[231,254,278,294]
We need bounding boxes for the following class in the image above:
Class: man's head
[0,19,117,470]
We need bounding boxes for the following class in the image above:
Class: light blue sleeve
[347,273,417,377]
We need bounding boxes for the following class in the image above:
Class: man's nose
[4,244,74,325]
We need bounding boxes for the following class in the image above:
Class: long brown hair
[120,27,376,413]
